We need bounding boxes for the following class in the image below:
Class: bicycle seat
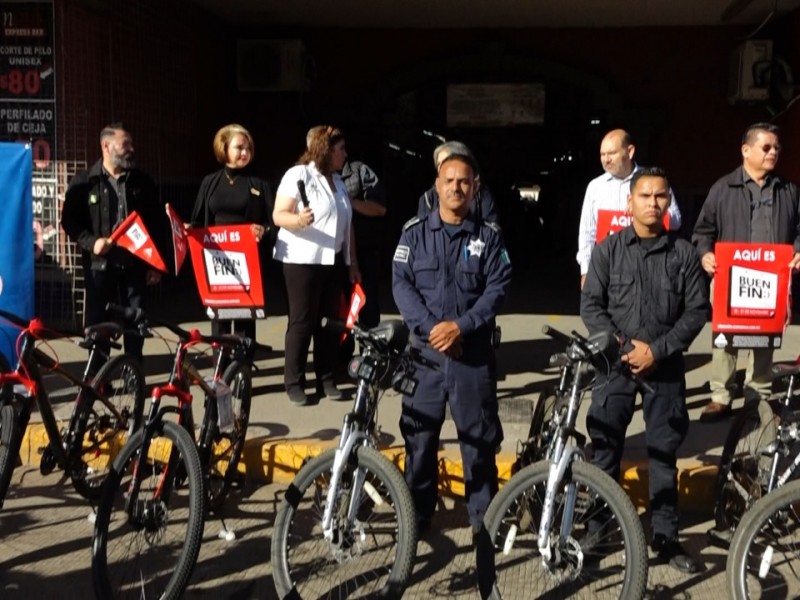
[771,362,800,380]
[84,322,124,342]
[368,320,409,354]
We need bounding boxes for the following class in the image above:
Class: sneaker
[287,386,309,406]
[651,533,700,574]
[318,378,344,401]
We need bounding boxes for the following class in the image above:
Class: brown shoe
[699,401,731,423]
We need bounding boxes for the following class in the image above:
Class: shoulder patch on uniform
[484,221,502,234]
[403,216,423,231]
[393,245,410,263]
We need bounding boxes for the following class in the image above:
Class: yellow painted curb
[20,423,718,512]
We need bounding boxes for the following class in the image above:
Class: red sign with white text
[712,242,793,349]
[187,225,265,320]
[595,209,670,243]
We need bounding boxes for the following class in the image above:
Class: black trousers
[83,262,146,366]
[282,257,347,390]
[586,371,689,539]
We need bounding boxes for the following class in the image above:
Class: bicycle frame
[316,318,419,544]
[124,335,226,518]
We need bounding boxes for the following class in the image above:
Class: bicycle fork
[538,439,584,563]
[322,417,370,544]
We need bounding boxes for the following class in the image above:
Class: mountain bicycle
[712,360,800,541]
[0,308,145,504]
[92,304,261,600]
[272,318,426,599]
[483,325,648,599]
[726,476,800,599]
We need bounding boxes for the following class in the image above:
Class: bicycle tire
[272,446,417,599]
[514,390,558,473]
[0,403,22,508]
[714,399,778,532]
[206,359,252,511]
[727,478,800,599]
[92,420,205,600]
[72,354,146,500]
[484,460,648,600]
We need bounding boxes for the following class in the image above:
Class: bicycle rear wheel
[73,354,146,500]
[92,421,205,600]
[272,446,417,599]
[514,390,558,473]
[727,478,800,599]
[714,399,778,532]
[484,460,648,599]
[206,359,252,511]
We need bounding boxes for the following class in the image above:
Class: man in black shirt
[62,123,165,365]
[581,167,708,573]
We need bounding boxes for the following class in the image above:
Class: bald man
[576,129,682,287]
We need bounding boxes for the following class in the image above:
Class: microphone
[297,180,310,208]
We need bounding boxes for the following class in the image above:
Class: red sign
[346,282,366,330]
[595,209,670,243]
[712,242,793,349]
[165,203,187,274]
[187,225,265,320]
[109,210,167,272]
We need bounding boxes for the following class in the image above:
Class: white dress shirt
[273,162,352,265]
[576,165,682,275]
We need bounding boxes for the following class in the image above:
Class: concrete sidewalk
[17,311,800,514]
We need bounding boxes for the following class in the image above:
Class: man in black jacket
[62,123,165,364]
[692,122,800,422]
[582,167,707,573]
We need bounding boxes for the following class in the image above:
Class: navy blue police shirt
[392,209,512,361]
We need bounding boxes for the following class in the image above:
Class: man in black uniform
[393,150,512,533]
[62,123,165,364]
[581,167,708,573]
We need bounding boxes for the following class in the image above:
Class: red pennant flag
[346,282,366,329]
[165,203,188,274]
[109,210,167,272]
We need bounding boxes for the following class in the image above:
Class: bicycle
[271,318,424,599]
[726,476,800,599]
[92,304,260,600]
[483,325,648,599]
[712,360,800,541]
[0,308,145,505]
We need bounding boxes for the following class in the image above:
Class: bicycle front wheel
[727,478,800,599]
[0,403,22,508]
[92,420,205,600]
[715,399,778,532]
[206,359,252,511]
[73,354,146,500]
[272,446,417,599]
[484,460,648,600]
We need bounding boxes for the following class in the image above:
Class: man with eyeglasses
[577,129,683,289]
[693,122,800,422]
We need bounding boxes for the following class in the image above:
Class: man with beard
[62,123,165,365]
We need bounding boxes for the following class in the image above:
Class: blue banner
[0,142,33,367]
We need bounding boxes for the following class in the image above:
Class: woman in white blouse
[273,126,360,406]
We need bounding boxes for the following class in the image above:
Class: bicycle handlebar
[105,303,262,352]
[542,324,654,394]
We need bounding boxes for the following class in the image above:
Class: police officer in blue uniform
[392,149,512,533]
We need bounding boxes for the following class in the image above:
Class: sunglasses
[759,143,782,153]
